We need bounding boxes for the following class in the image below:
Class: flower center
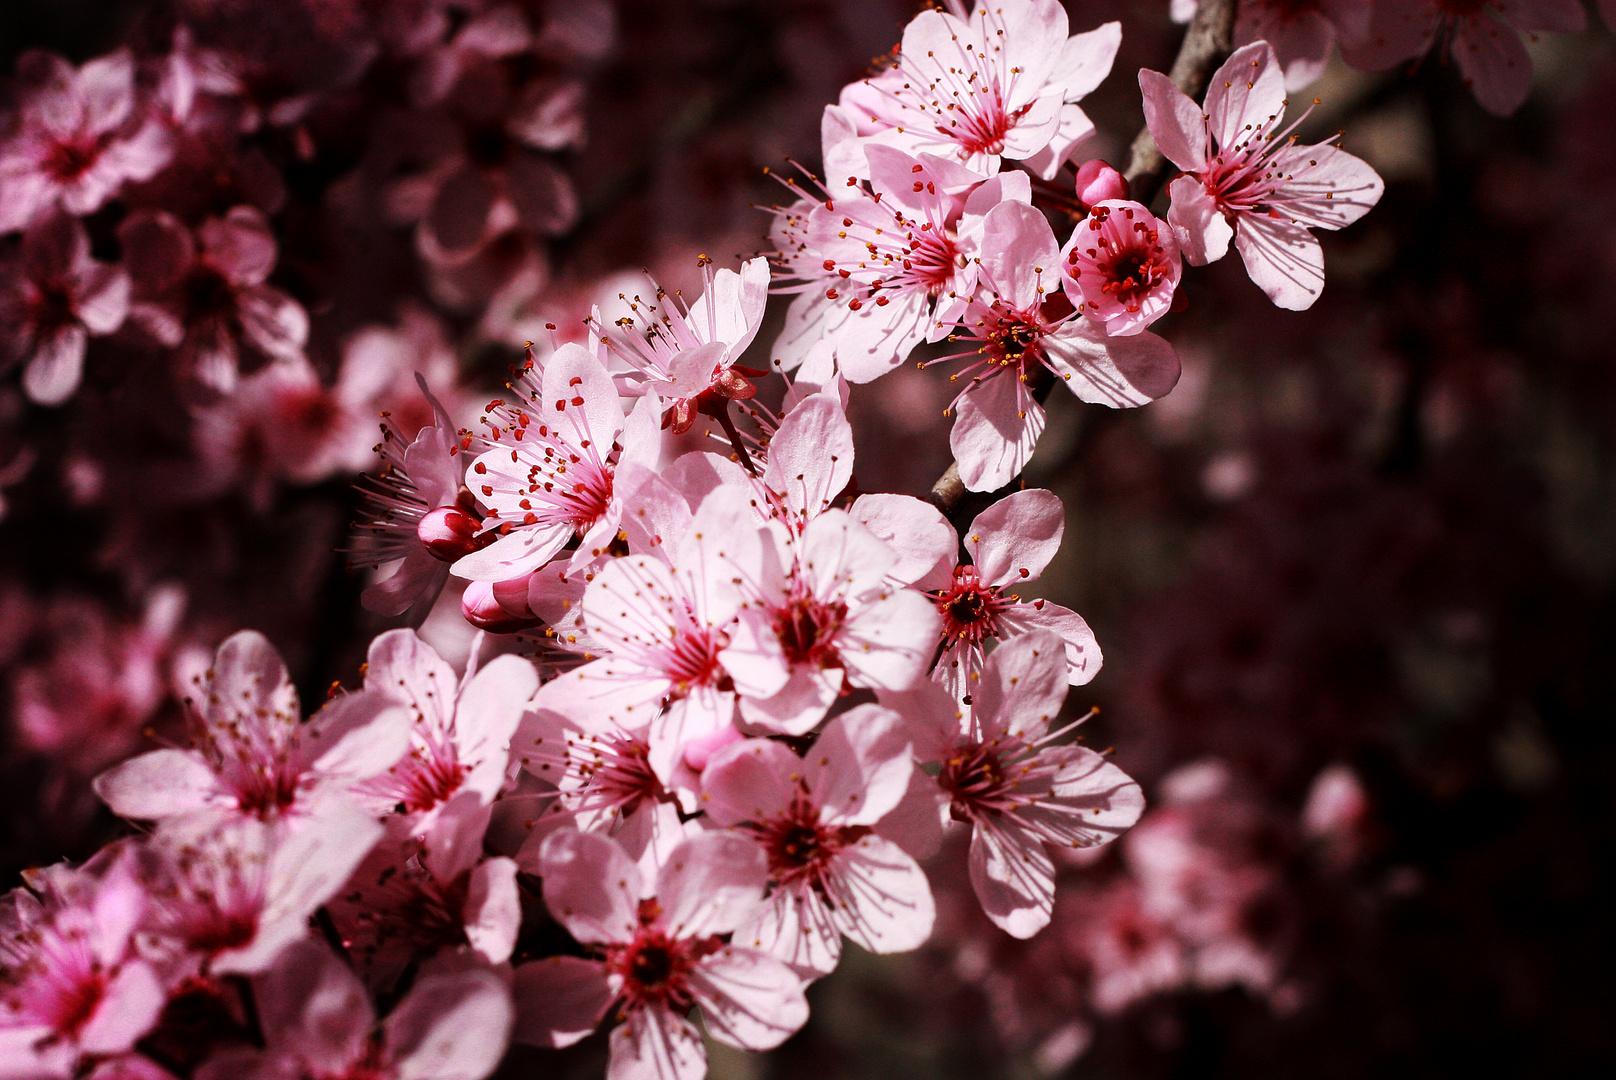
[42,137,100,181]
[774,593,848,668]
[935,565,1004,646]
[938,738,1017,821]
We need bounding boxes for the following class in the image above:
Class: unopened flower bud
[418,506,482,562]
[1074,159,1128,211]
[461,581,540,633]
[491,573,536,620]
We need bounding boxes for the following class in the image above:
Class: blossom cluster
[11,0,1609,1078]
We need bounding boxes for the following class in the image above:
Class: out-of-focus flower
[0,213,128,405]
[0,50,172,233]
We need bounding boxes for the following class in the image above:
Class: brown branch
[926,0,1235,524]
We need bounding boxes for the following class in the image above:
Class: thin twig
[927,0,1235,523]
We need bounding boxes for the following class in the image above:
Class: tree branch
[926,0,1235,524]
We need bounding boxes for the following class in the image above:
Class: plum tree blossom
[0,213,129,405]
[513,829,809,1080]
[0,50,172,233]
[929,199,1178,491]
[1141,41,1384,309]
[824,1,1120,180]
[930,488,1102,706]
[1059,199,1182,338]
[899,632,1144,938]
[700,707,935,976]
[93,630,411,827]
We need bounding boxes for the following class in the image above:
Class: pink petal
[464,857,521,965]
[200,207,278,287]
[968,815,1055,939]
[737,663,841,736]
[998,598,1103,686]
[850,493,955,591]
[834,589,939,692]
[237,285,309,365]
[967,487,1064,587]
[737,886,842,977]
[873,768,947,861]
[22,322,87,406]
[75,264,130,336]
[76,51,136,135]
[607,1006,706,1080]
[688,946,809,1051]
[454,653,540,776]
[251,938,371,1072]
[805,706,913,826]
[701,738,801,827]
[1203,42,1288,154]
[1167,174,1233,266]
[512,956,612,1049]
[1021,746,1146,850]
[1496,0,1585,32]
[508,151,578,236]
[973,630,1070,742]
[452,519,573,581]
[978,200,1061,311]
[77,960,164,1055]
[387,968,514,1080]
[1232,211,1326,310]
[1451,13,1534,117]
[533,656,669,734]
[1044,321,1180,408]
[764,394,854,525]
[656,830,768,938]
[1268,143,1384,232]
[1138,68,1208,174]
[830,835,935,954]
[950,369,1045,493]
[92,748,223,820]
[537,829,641,944]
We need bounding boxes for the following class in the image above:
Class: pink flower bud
[491,573,535,620]
[461,581,539,633]
[418,506,483,562]
[1074,159,1129,211]
[681,723,745,772]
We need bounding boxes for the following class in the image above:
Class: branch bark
[926,0,1235,524]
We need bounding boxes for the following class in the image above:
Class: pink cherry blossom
[93,630,410,826]
[741,509,942,734]
[1234,0,1372,91]
[343,629,538,832]
[350,375,473,620]
[1141,41,1385,310]
[588,257,769,434]
[701,706,935,977]
[0,50,172,233]
[769,147,1027,382]
[1343,0,1584,116]
[194,938,512,1080]
[0,213,128,406]
[135,801,384,976]
[1060,199,1182,337]
[119,206,308,393]
[454,342,660,582]
[532,487,786,781]
[0,853,164,1078]
[515,709,686,874]
[824,2,1120,180]
[928,199,1179,492]
[904,632,1144,939]
[327,794,521,991]
[513,829,809,1080]
[930,488,1102,706]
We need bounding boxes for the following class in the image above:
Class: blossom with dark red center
[454,342,659,583]
[823,1,1120,181]
[0,50,172,234]
[93,631,412,829]
[533,486,788,782]
[901,632,1144,939]
[702,707,935,977]
[0,213,129,406]
[587,257,769,435]
[512,829,808,1075]
[1061,199,1181,337]
[1141,42,1384,310]
[0,852,164,1076]
[929,488,1101,707]
[341,629,538,836]
[924,199,1178,492]
[769,146,1024,382]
